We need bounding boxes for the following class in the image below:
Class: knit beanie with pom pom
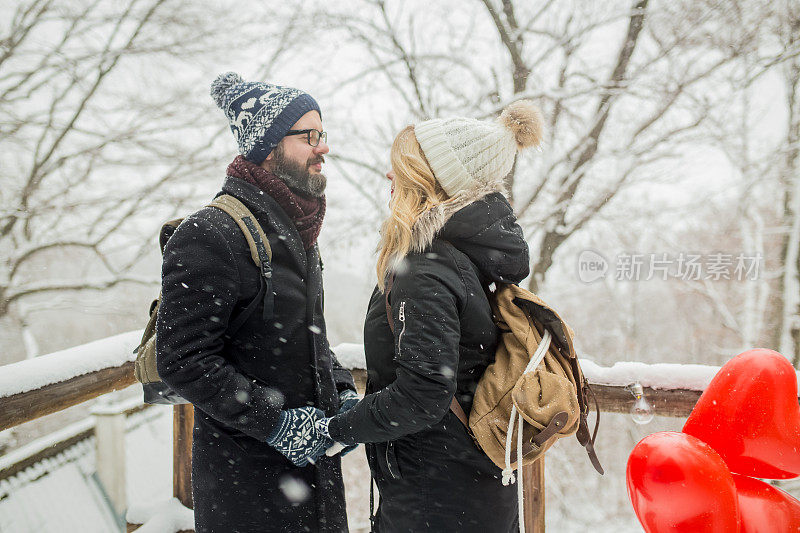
[414,101,543,197]
[210,72,320,163]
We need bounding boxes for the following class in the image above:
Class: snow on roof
[0,402,174,533]
[0,417,94,475]
[0,438,119,532]
[0,330,141,399]
[0,461,120,532]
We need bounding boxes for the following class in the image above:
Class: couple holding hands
[156,72,542,533]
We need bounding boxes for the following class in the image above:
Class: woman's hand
[317,416,359,458]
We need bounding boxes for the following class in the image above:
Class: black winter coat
[156,177,355,533]
[328,192,530,532]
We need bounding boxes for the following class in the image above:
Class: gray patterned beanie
[210,72,321,163]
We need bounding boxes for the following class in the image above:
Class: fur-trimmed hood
[411,189,530,284]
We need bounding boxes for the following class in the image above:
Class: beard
[270,144,327,197]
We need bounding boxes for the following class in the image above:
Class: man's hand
[333,390,360,456]
[337,389,360,414]
[266,406,332,467]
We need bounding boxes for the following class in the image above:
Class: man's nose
[314,141,329,155]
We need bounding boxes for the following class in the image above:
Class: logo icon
[578,249,608,283]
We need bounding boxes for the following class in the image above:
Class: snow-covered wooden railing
[0,331,141,431]
[0,334,737,431]
[2,335,799,532]
[337,344,733,416]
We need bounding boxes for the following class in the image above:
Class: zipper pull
[397,301,407,356]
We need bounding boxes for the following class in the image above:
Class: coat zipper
[386,442,399,479]
[397,301,406,355]
[387,301,405,480]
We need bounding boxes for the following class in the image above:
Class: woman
[320,101,543,531]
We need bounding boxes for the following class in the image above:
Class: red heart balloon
[733,474,800,532]
[627,431,740,533]
[683,349,800,479]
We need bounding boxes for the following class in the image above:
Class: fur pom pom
[500,100,543,149]
[210,72,243,108]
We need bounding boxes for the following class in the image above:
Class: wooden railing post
[92,396,128,517]
[523,458,546,532]
[174,404,194,510]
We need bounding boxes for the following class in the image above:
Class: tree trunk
[780,39,800,366]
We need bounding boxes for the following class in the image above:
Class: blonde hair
[376,126,450,290]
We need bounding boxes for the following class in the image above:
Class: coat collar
[406,185,530,284]
[409,175,507,253]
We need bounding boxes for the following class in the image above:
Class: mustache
[308,156,325,166]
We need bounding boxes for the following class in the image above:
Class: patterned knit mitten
[337,389,360,414]
[266,406,332,467]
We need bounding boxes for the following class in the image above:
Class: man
[156,72,357,533]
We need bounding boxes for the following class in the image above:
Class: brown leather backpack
[471,284,602,477]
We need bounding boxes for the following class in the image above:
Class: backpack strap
[159,219,184,252]
[384,271,472,430]
[208,195,272,268]
[519,291,605,475]
[384,273,395,331]
[207,194,274,325]
[448,394,471,428]
[577,381,604,474]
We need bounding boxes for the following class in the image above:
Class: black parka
[156,177,355,533]
[329,192,530,532]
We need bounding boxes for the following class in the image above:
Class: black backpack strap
[207,194,275,327]
[240,215,274,321]
[227,277,267,337]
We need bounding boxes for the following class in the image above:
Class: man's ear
[259,147,276,169]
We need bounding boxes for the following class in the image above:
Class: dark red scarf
[227,155,325,250]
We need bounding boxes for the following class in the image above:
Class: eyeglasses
[285,128,327,147]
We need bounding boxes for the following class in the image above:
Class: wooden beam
[0,362,136,431]
[591,384,703,418]
[351,368,367,394]
[523,458,546,532]
[174,404,194,510]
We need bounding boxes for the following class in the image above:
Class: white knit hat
[414,100,543,197]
